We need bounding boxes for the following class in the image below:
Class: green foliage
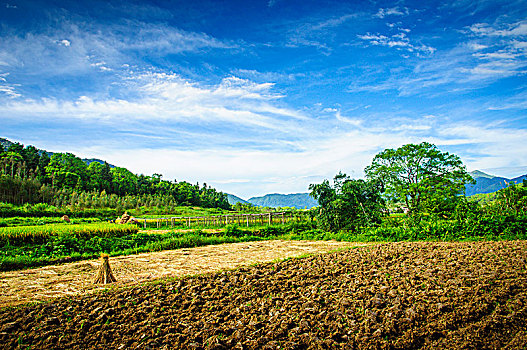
[309,172,385,232]
[494,181,527,215]
[0,216,100,227]
[223,224,248,237]
[45,153,89,190]
[111,167,138,195]
[0,223,138,246]
[365,142,474,214]
[0,142,231,210]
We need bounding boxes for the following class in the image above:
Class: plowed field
[1,241,526,349]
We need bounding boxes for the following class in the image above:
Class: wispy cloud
[283,13,360,53]
[0,74,20,98]
[374,7,409,19]
[0,72,307,137]
[0,20,239,84]
[357,31,435,55]
[469,21,527,37]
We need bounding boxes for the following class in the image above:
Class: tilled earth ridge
[1,241,526,350]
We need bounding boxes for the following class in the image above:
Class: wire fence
[138,211,308,229]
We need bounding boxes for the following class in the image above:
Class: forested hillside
[0,138,230,210]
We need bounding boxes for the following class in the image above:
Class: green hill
[465,170,526,196]
[226,194,250,205]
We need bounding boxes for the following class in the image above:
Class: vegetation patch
[0,222,317,271]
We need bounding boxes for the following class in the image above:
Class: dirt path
[0,240,364,308]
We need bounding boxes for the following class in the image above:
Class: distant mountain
[469,170,496,179]
[466,170,526,196]
[247,193,318,209]
[226,194,250,205]
[512,173,527,183]
[1,137,114,168]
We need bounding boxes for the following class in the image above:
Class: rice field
[0,223,139,246]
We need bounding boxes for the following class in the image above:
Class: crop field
[1,240,526,349]
[0,216,102,227]
[0,223,139,245]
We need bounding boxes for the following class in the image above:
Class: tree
[45,153,89,190]
[364,142,474,214]
[0,152,24,177]
[87,162,113,192]
[111,167,138,196]
[309,172,385,232]
[495,180,527,215]
[37,152,51,184]
[22,145,40,174]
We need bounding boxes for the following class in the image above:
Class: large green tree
[364,142,473,214]
[309,172,385,232]
[87,162,113,192]
[45,153,89,190]
[111,167,138,196]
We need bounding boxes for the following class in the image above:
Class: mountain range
[465,171,526,196]
[227,193,318,209]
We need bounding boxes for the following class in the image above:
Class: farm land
[1,240,526,349]
[1,142,527,349]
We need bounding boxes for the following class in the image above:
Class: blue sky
[1,0,526,198]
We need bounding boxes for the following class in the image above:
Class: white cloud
[469,21,527,37]
[0,84,21,98]
[0,21,238,79]
[0,73,20,98]
[335,111,362,126]
[469,43,488,50]
[284,13,359,53]
[82,119,526,198]
[512,40,527,49]
[0,72,307,135]
[90,61,112,71]
[357,32,435,55]
[374,7,408,19]
[438,125,527,171]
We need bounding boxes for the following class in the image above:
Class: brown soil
[0,240,358,308]
[1,241,526,349]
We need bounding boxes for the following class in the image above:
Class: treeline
[0,141,230,210]
[309,142,527,240]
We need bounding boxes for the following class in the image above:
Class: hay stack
[61,215,70,223]
[94,254,117,284]
[119,212,131,224]
[118,212,138,224]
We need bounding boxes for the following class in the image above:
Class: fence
[139,212,307,229]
